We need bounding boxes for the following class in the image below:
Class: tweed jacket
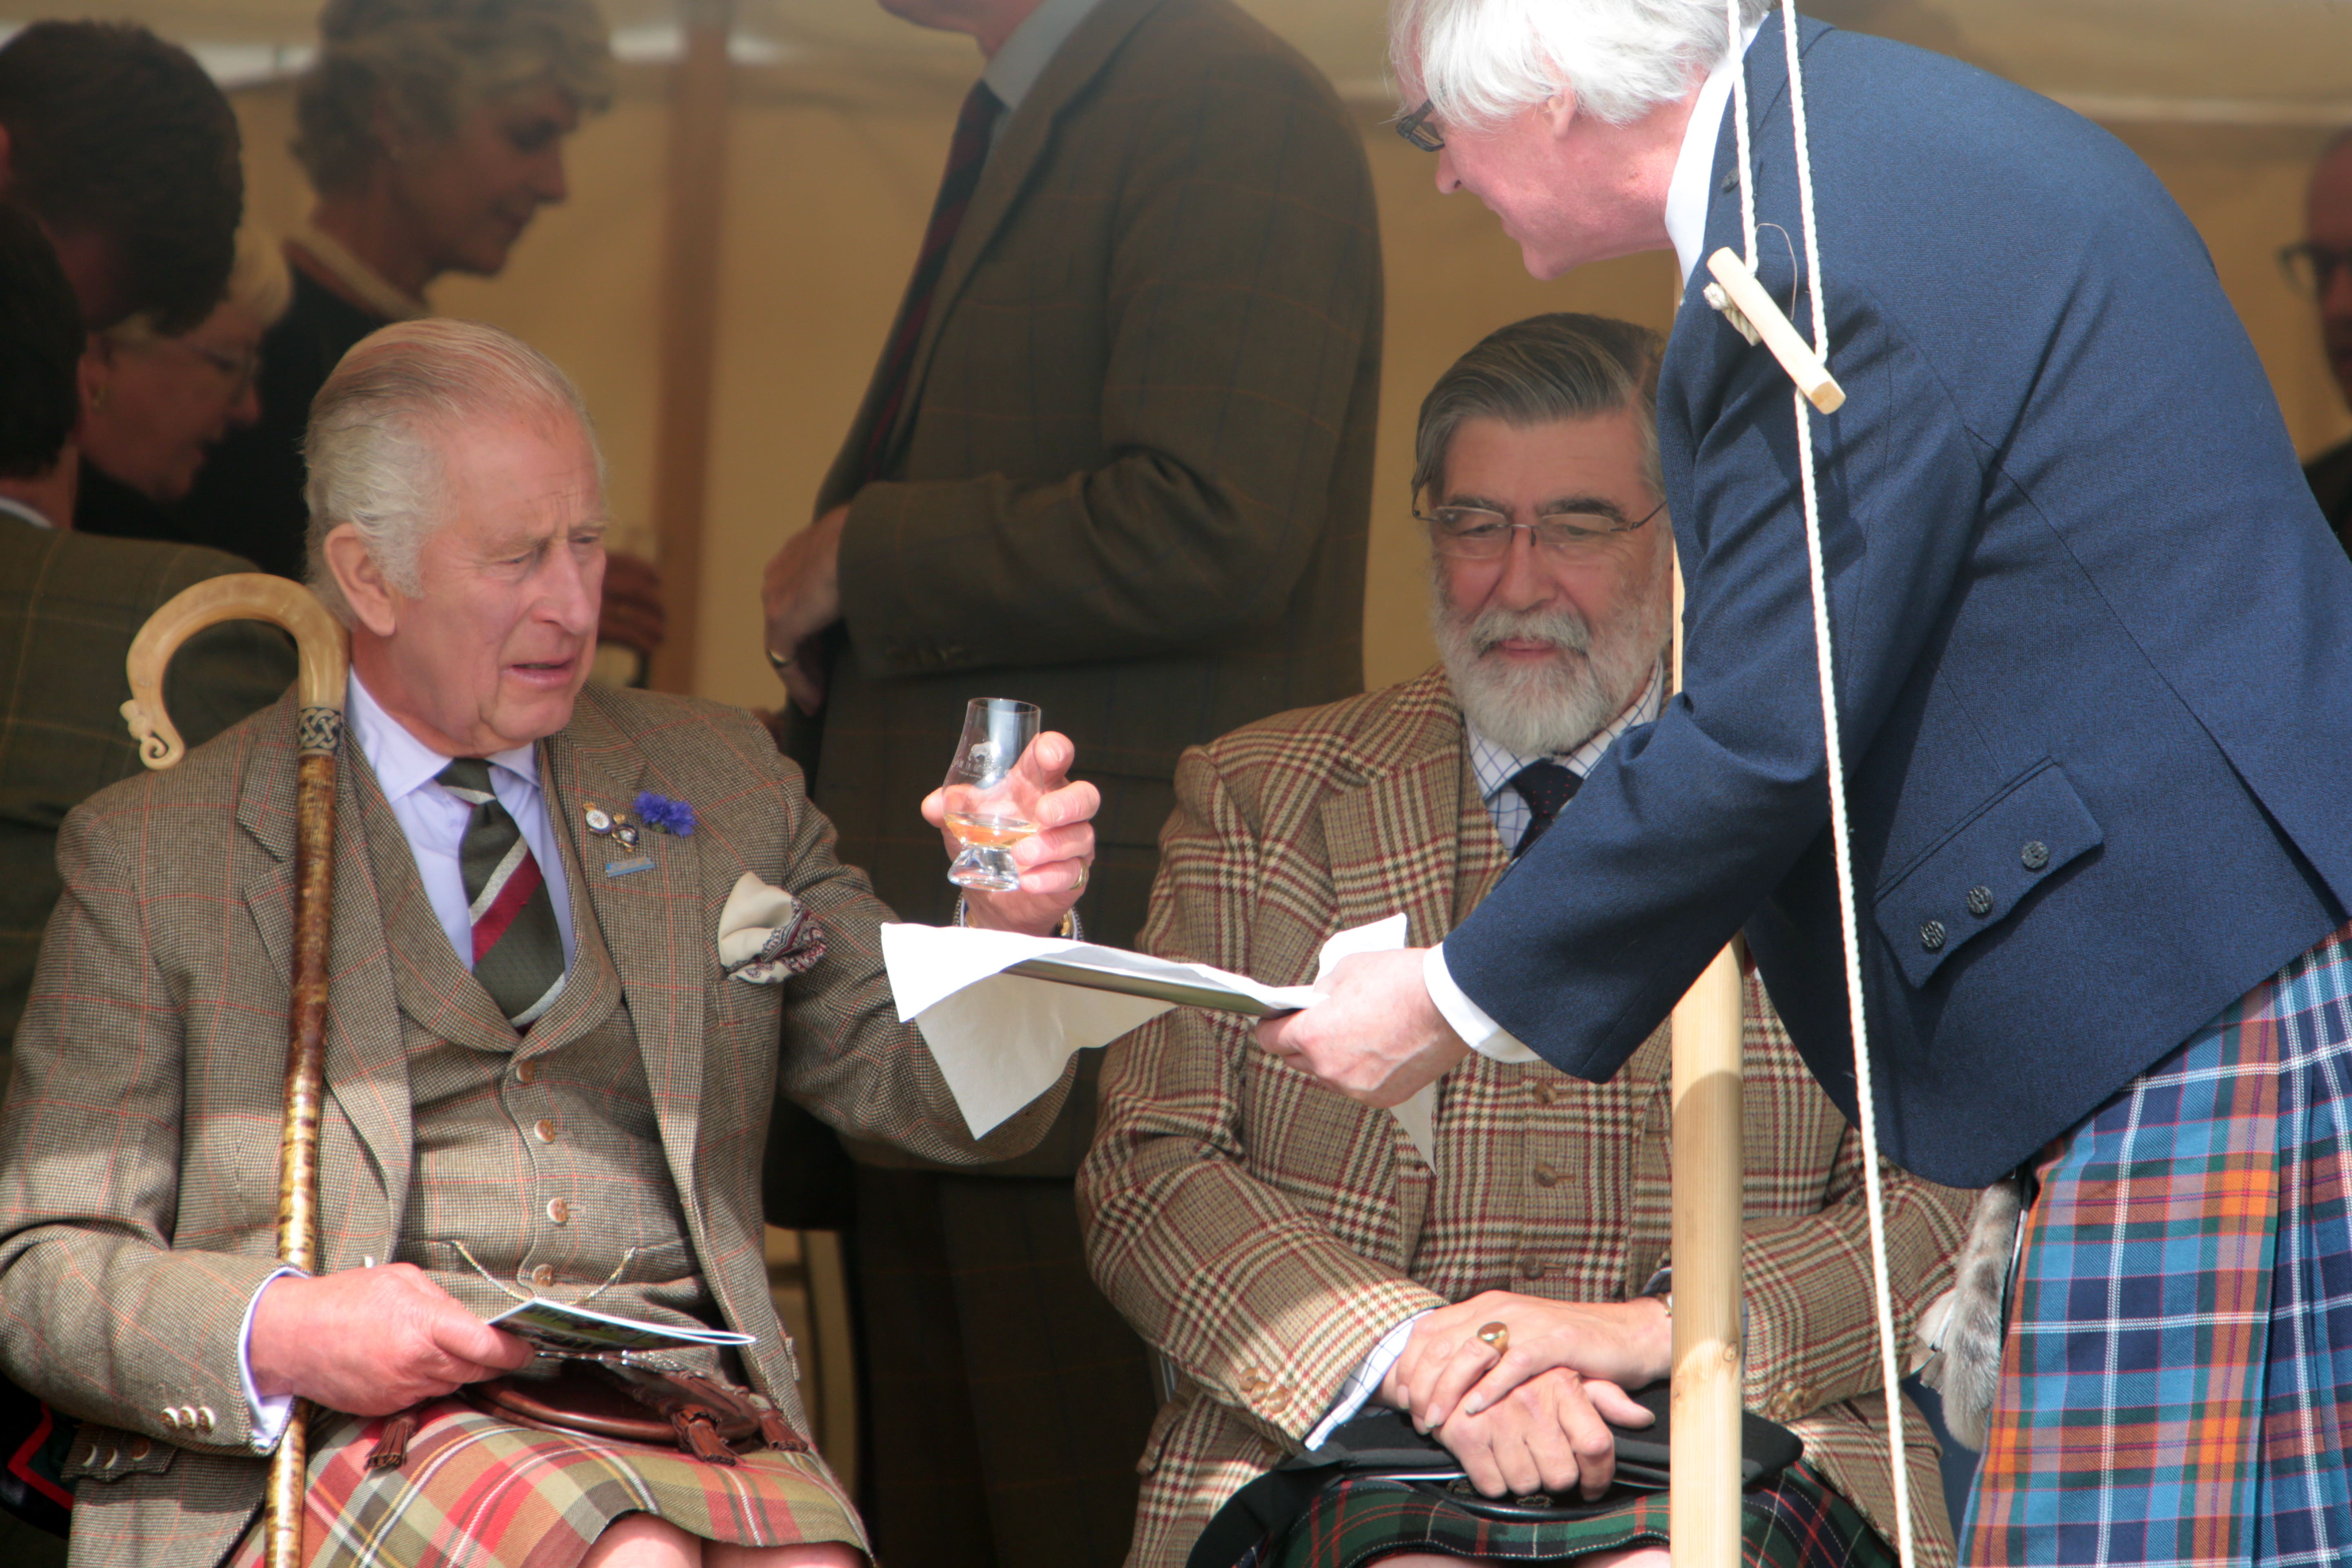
[0,519,292,1076]
[1078,669,1972,1568]
[0,682,1070,1568]
[801,0,1381,965]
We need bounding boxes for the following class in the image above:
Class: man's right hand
[1426,1365,1636,1501]
[249,1265,533,1416]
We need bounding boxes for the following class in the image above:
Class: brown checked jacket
[1078,668,1973,1568]
[0,683,1070,1568]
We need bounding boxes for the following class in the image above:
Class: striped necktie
[858,80,1002,480]
[436,757,566,1029]
[1509,760,1580,860]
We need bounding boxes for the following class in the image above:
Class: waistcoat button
[547,1198,570,1225]
[534,1118,557,1143]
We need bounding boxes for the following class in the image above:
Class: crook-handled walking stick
[123,574,349,1568]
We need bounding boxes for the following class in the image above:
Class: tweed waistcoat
[352,743,723,1368]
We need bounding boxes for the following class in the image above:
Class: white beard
[1433,573,1670,759]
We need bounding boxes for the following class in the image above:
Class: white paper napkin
[882,913,1437,1158]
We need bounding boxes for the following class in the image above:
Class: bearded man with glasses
[2286,128,2352,548]
[1081,313,1971,1568]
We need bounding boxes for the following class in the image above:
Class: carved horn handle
[122,574,349,770]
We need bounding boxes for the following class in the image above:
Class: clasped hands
[1375,1290,1671,1502]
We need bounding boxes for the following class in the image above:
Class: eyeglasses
[1396,98,1444,152]
[2278,241,2352,298]
[1416,499,1666,561]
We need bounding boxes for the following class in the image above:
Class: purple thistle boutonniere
[633,791,696,836]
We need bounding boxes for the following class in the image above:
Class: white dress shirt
[978,0,1104,150]
[242,670,577,1448]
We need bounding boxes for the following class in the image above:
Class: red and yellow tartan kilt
[223,1399,867,1568]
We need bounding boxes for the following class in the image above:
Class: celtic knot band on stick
[122,572,349,1568]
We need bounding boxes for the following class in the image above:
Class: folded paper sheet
[881,914,1436,1156]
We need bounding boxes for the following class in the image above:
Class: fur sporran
[1918,1173,2026,1450]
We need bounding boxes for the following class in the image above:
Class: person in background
[169,0,667,672]
[1083,314,1968,1568]
[0,18,241,332]
[0,200,292,1568]
[75,229,290,542]
[2290,128,2352,544]
[755,0,1383,1555]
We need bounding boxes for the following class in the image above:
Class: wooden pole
[122,575,350,1568]
[646,0,735,695]
[1667,554,1745,1568]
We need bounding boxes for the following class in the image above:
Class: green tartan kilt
[1248,1460,1893,1568]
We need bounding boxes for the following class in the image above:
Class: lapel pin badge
[584,803,615,835]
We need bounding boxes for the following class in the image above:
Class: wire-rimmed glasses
[1415,498,1667,561]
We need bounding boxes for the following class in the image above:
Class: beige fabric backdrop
[226,67,2352,714]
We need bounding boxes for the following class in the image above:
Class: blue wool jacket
[1446,15,2352,1188]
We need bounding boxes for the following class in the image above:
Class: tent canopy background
[10,0,2349,710]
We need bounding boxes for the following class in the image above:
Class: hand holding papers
[881,913,1439,1157]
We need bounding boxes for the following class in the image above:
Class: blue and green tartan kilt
[1966,920,2352,1567]
[1237,1460,1891,1568]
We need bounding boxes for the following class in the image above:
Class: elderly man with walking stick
[0,318,1101,1568]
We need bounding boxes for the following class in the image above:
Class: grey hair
[304,316,602,624]
[102,227,292,349]
[294,0,614,196]
[1413,312,1664,504]
[1392,0,1772,130]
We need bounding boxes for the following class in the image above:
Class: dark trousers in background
[851,1131,1159,1566]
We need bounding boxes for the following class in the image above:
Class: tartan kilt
[222,1399,866,1568]
[1965,920,2352,1567]
[1243,1461,1892,1568]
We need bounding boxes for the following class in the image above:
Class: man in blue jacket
[1261,2,2352,1563]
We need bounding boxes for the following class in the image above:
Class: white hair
[102,227,292,348]
[303,317,601,624]
[1392,0,1772,130]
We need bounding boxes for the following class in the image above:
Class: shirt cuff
[1305,1310,1431,1450]
[240,1266,308,1453]
[1425,944,1539,1064]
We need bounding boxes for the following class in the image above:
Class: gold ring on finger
[1477,1321,1509,1356]
[1074,860,1091,892]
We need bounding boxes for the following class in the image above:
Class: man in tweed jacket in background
[1081,316,1971,1568]
[0,319,1100,1568]
[756,0,1384,1557]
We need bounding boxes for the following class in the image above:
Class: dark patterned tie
[1509,760,1581,860]
[436,758,566,1029]
[859,80,1002,481]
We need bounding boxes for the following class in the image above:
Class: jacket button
[1919,920,1946,952]
[517,1059,537,1084]
[2021,840,2049,871]
[1966,885,1993,917]
[531,1264,556,1289]
[195,1407,215,1433]
[1520,1255,1546,1280]
[534,1118,557,1143]
[547,1198,570,1225]
[1238,1368,1268,1393]
[128,1438,151,1461]
[1532,1160,1560,1187]
[161,1408,180,1430]
[1532,1082,1560,1107]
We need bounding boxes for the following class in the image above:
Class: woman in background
[75,229,286,541]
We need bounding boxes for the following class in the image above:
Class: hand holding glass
[942,699,1043,892]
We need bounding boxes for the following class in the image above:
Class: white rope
[1725,6,1915,1566]
[1729,0,1756,268]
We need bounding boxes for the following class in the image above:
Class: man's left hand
[922,729,1098,938]
[1385,1290,1673,1435]
[1426,1365,1649,1501]
[1256,949,1470,1106]
[761,504,848,714]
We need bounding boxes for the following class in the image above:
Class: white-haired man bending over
[0,318,1100,1568]
[1082,313,1969,1568]
[1262,6,2352,1567]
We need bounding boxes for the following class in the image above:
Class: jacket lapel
[542,697,709,1210]
[233,700,414,1241]
[874,0,1172,468]
[1317,668,1485,945]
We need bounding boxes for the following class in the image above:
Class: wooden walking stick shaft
[124,574,349,1568]
[1668,555,1745,1568]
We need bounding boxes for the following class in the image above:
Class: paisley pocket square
[717,871,826,983]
